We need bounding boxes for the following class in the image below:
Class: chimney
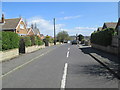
[1,14,5,23]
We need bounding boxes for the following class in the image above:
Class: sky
[2,2,118,36]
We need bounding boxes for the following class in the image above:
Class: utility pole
[54,18,56,45]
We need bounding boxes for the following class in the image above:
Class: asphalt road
[2,44,119,88]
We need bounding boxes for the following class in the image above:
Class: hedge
[30,36,36,46]
[20,36,31,47]
[21,36,44,46]
[2,31,20,51]
[36,36,44,46]
[1,31,44,51]
[90,28,115,46]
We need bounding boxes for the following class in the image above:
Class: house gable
[27,28,35,36]
[16,19,28,36]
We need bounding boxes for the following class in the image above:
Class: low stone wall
[49,43,54,46]
[56,42,61,45]
[0,48,19,62]
[26,45,45,53]
[91,43,118,55]
[112,35,118,47]
[0,45,45,62]
[0,43,61,62]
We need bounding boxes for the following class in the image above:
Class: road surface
[2,44,118,88]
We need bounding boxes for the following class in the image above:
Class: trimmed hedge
[30,36,36,46]
[21,36,44,47]
[36,36,44,46]
[1,31,44,51]
[2,31,20,51]
[20,36,31,47]
[90,28,115,46]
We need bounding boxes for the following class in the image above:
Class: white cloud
[61,27,97,36]
[57,15,81,20]
[27,16,96,36]
[75,27,97,30]
[27,16,65,36]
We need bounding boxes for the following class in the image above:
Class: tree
[78,34,84,41]
[57,31,69,42]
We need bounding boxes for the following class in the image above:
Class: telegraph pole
[54,18,56,45]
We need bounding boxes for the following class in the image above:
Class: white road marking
[68,48,70,51]
[66,51,70,58]
[61,63,68,89]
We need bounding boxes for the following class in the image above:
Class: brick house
[31,24,41,38]
[102,22,117,29]
[40,34,45,40]
[1,14,28,36]
[27,28,35,36]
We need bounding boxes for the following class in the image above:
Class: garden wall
[91,43,118,55]
[0,48,19,62]
[112,35,118,47]
[26,45,45,53]
[0,45,45,62]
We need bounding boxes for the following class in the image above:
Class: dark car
[71,40,77,45]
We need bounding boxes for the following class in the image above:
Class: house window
[20,24,24,29]
[17,29,20,33]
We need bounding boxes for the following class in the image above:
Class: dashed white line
[61,63,68,89]
[68,48,70,51]
[66,51,70,58]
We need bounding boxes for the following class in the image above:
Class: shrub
[90,28,115,46]
[2,31,20,50]
[44,35,54,43]
[81,39,85,44]
[20,36,31,47]
[36,36,44,46]
[30,36,36,46]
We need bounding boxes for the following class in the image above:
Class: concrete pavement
[2,44,119,88]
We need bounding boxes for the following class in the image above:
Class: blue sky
[3,2,118,36]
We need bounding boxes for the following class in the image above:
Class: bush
[2,31,20,51]
[44,35,54,43]
[20,36,31,47]
[81,39,85,44]
[30,36,36,46]
[36,36,44,46]
[90,28,115,46]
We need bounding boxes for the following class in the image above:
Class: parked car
[67,40,71,43]
[71,40,77,45]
